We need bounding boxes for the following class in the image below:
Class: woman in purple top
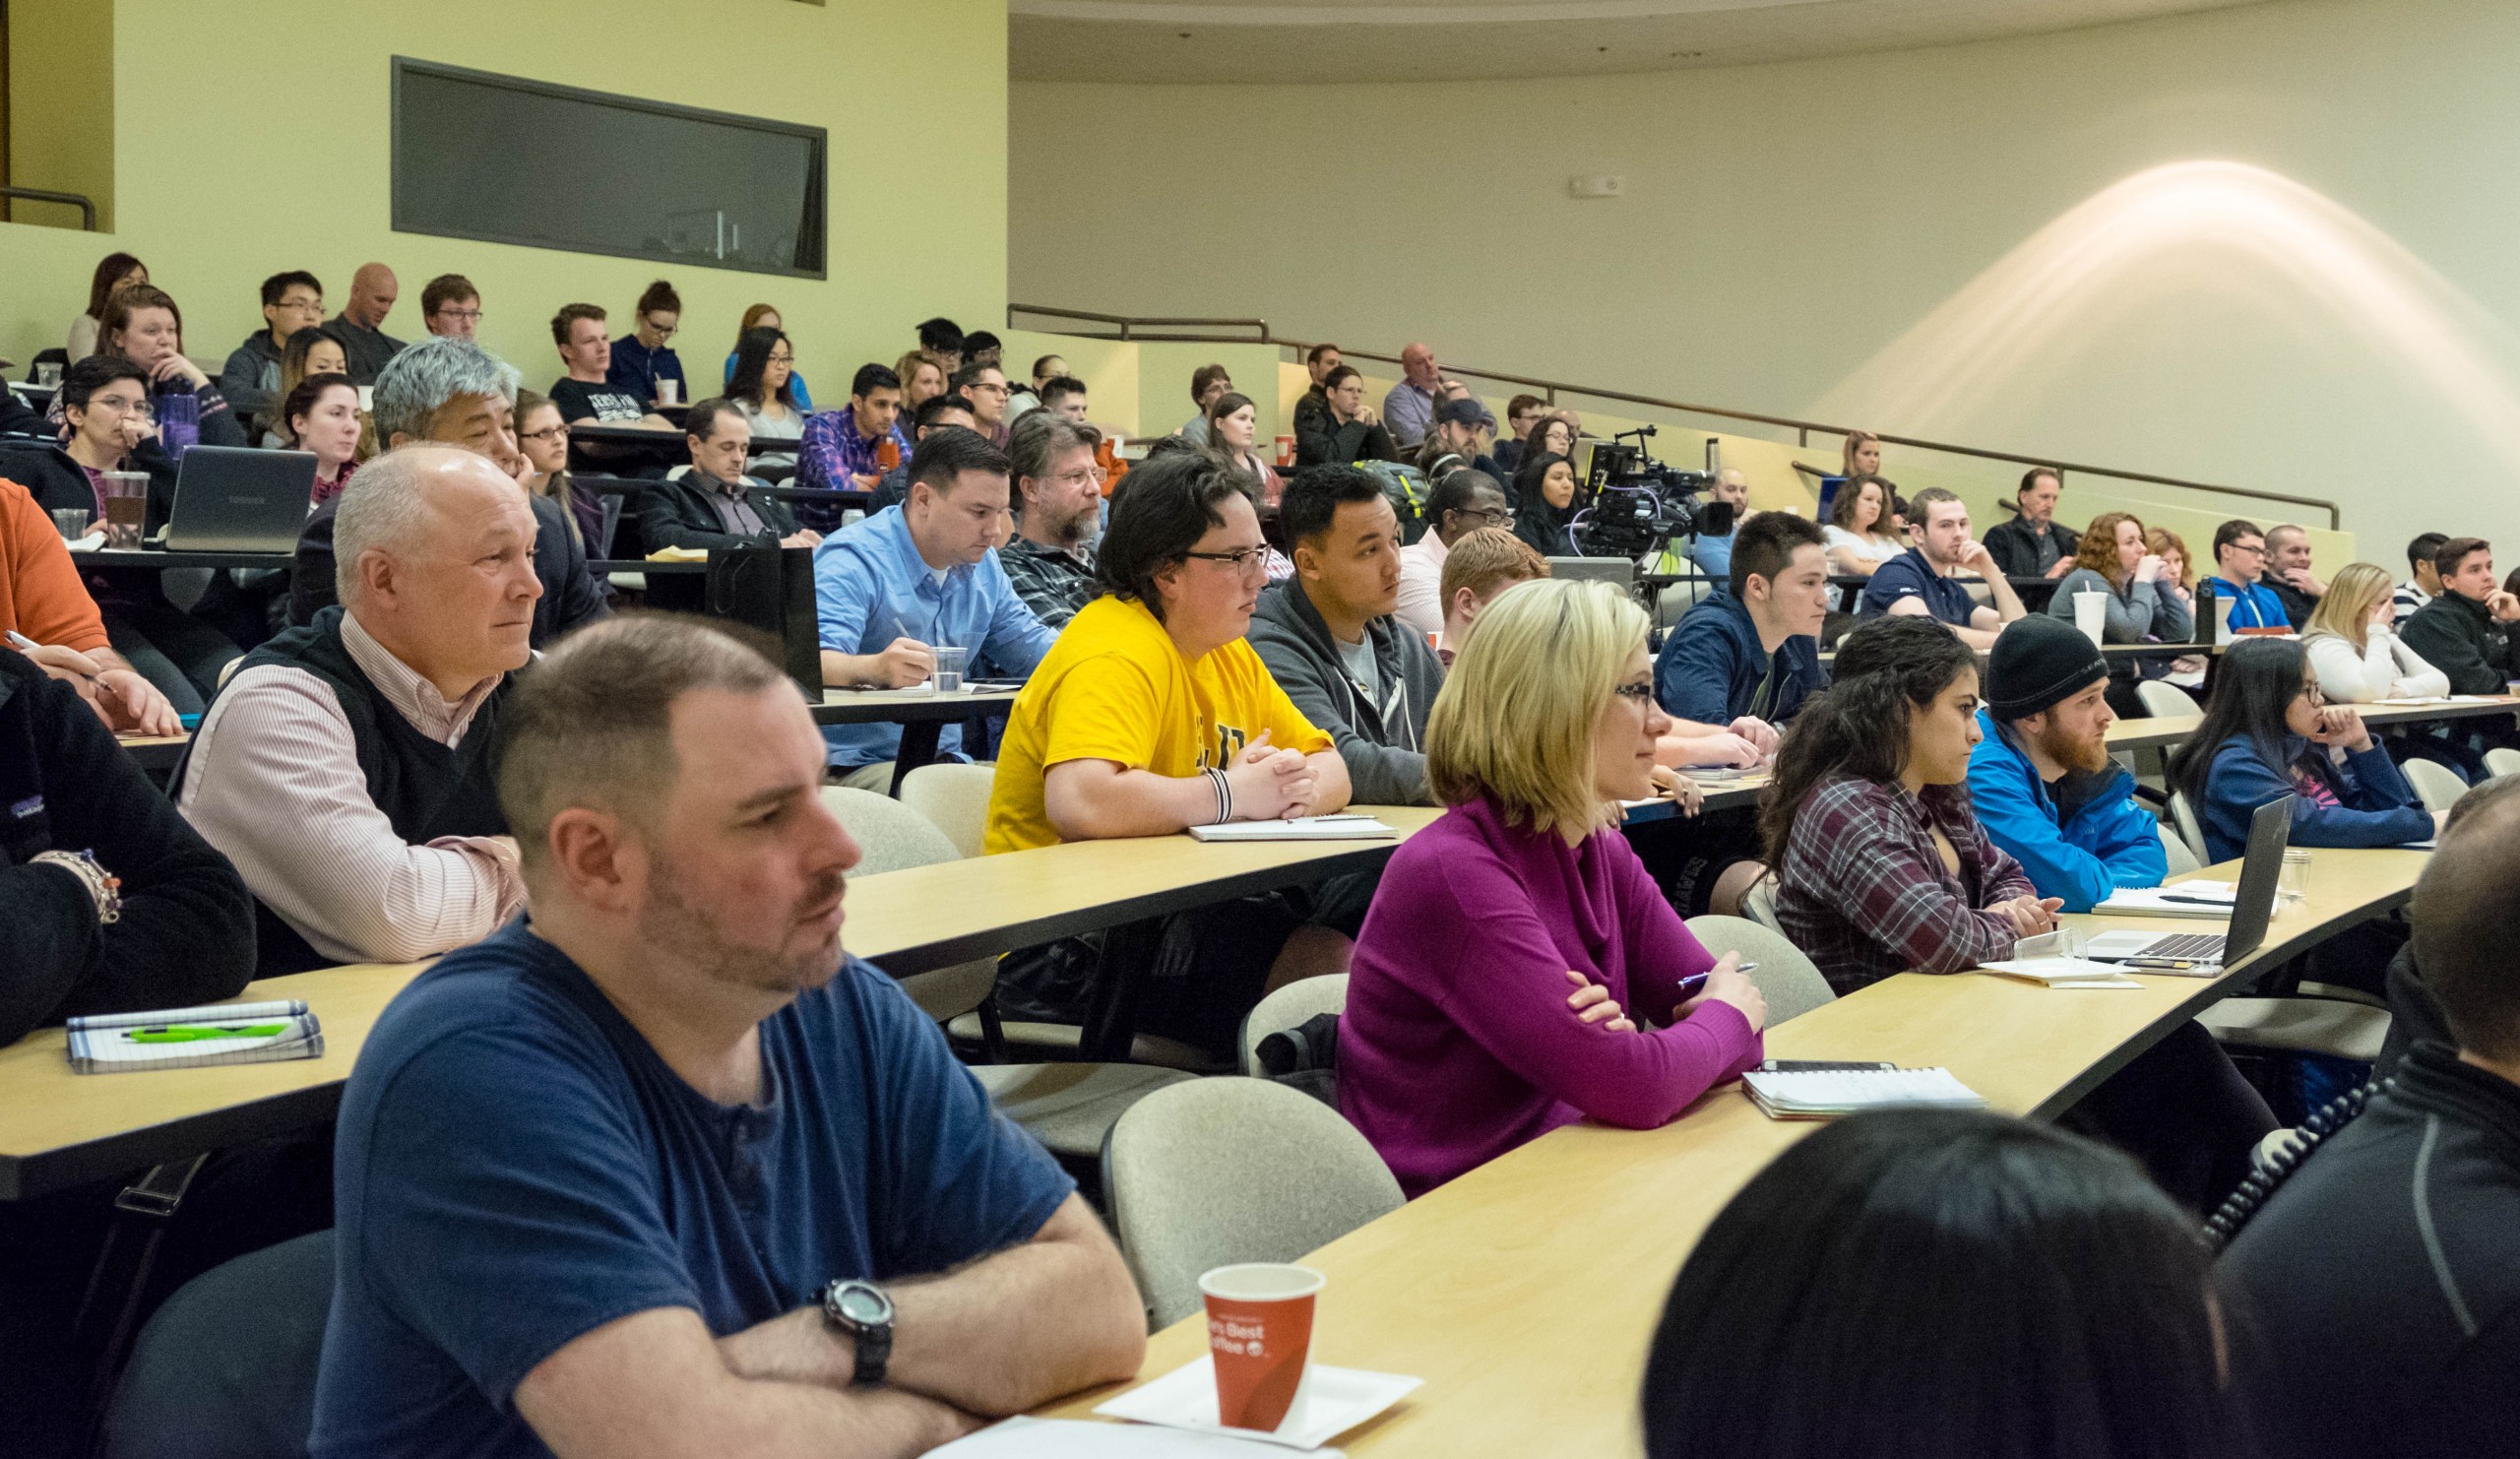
[1342,579,1769,1197]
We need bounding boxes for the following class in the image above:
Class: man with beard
[999,411,1103,629]
[311,615,1146,1459]
[1966,614,2167,913]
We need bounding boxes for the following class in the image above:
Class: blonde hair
[2304,561,2395,650]
[1424,578,1644,842]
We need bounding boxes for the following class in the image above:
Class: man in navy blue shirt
[1656,508,1829,737]
[311,615,1144,1459]
[1858,486,2028,650]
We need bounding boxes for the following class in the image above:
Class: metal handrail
[1,187,99,231]
[1006,302,2342,530]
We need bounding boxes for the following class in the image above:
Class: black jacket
[290,490,609,649]
[0,649,255,1043]
[0,438,179,533]
[2261,571,2319,632]
[1981,514,2078,579]
[1295,413,1398,469]
[0,389,47,438]
[2222,1042,2520,1459]
[1514,492,1576,557]
[2397,590,2518,695]
[637,471,800,552]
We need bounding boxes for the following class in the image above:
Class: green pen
[124,1023,290,1043]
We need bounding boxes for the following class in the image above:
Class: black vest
[172,607,516,976]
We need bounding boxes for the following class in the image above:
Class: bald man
[324,262,408,385]
[1382,341,1485,449]
[176,446,539,975]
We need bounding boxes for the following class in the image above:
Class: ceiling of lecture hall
[1007,0,2274,84]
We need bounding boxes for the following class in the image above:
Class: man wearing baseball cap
[1966,614,2167,913]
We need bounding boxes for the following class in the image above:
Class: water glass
[52,507,93,540]
[933,645,969,694]
[34,361,63,388]
[2277,848,2312,904]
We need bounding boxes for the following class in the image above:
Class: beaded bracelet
[32,848,122,924]
[1203,766,1234,825]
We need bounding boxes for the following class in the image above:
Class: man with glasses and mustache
[310,615,1145,1459]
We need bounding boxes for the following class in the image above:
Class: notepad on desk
[1187,815,1399,843]
[1741,1065,1986,1119]
[1976,931,2144,988]
[2094,882,2237,918]
[66,1000,324,1074]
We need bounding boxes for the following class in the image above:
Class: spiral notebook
[1740,1066,1986,1119]
[66,1000,324,1075]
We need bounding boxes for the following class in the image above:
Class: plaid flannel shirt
[1776,774,2036,994]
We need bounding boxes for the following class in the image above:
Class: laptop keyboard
[2138,932,2227,961]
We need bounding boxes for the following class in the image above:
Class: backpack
[1350,460,1430,544]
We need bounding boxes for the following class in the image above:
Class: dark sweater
[0,649,254,1043]
[2397,589,2520,695]
[1246,577,1445,805]
[2223,1043,2520,1459]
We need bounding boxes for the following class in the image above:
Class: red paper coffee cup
[1200,1263,1323,1431]
[1275,434,1295,467]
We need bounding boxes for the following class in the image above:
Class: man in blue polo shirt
[813,427,1056,788]
[1656,509,1829,736]
[2205,518,2293,632]
[1967,615,2165,914]
[1858,486,2029,650]
[311,615,1144,1459]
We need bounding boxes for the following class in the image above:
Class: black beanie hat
[1986,614,2109,720]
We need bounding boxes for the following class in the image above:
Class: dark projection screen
[391,59,826,278]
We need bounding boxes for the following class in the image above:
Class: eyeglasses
[520,424,571,445]
[2230,541,2266,558]
[1182,545,1271,574]
[1050,467,1098,489]
[1612,683,1656,706]
[644,319,678,338]
[2297,681,2327,708]
[86,395,153,418]
[434,307,483,323]
[767,352,794,366]
[968,382,1010,397]
[1451,506,1513,529]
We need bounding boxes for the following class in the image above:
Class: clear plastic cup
[97,473,150,549]
[51,507,93,541]
[933,645,968,694]
[2278,848,2312,903]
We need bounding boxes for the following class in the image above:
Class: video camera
[1575,427,1732,560]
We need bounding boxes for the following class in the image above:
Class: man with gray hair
[291,335,608,644]
[177,445,542,974]
[1000,410,1103,628]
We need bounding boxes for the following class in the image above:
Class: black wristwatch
[820,1279,895,1385]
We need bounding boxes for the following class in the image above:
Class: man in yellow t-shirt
[985,452,1349,855]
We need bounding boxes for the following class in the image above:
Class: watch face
[837,1284,891,1325]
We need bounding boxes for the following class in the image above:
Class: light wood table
[1039,846,2426,1455]
[0,807,1441,1201]
[2106,695,2519,753]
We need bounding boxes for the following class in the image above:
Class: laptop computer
[163,446,318,552]
[2085,795,2293,974]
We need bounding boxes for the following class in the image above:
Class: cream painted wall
[1,0,1004,404]
[6,1,116,231]
[1012,0,2520,570]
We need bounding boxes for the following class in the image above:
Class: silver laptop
[1546,555,1635,589]
[2085,795,2293,974]
[164,446,318,552]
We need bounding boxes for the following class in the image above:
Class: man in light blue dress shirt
[813,428,1056,787]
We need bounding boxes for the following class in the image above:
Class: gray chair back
[2137,679,2202,718]
[899,762,995,860]
[1237,975,1349,1076]
[100,1230,334,1459]
[2159,822,2202,876]
[1683,915,1836,1026]
[2168,791,2210,865]
[1104,1078,1403,1328]
[820,786,994,1021]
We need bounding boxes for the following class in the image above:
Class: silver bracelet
[32,849,121,924]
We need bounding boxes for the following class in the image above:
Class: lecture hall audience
[2167,636,2441,864]
[798,362,910,503]
[2205,518,2292,630]
[1037,375,1090,423]
[309,614,1144,1457]
[2301,560,2450,703]
[1000,411,1104,629]
[2048,509,2190,713]
[1821,472,1906,576]
[418,273,481,340]
[546,302,672,432]
[604,280,688,408]
[1383,342,1484,449]
[1296,364,1398,468]
[67,250,147,362]
[1290,341,1345,447]
[813,428,1051,789]
[1340,577,1764,1197]
[1202,390,1283,507]
[282,372,366,505]
[2221,779,2520,1459]
[1980,466,2078,580]
[895,350,950,419]
[1643,1109,2251,1459]
[322,263,407,386]
[916,316,966,373]
[177,446,538,975]
[638,397,820,553]
[1434,528,1548,666]
[512,387,605,554]
[1395,467,1513,638]
[99,284,249,448]
[1249,465,1448,806]
[2395,534,2520,694]
[870,392,980,512]
[265,327,351,446]
[1509,449,1578,557]
[1654,510,1829,742]
[951,359,1014,447]
[2395,529,2446,616]
[0,476,178,733]
[1491,393,1545,477]
[2260,521,2326,630]
[1858,486,2029,649]
[1178,363,1232,443]
[1415,397,1506,488]
[1680,467,1749,587]
[724,303,816,412]
[724,325,805,476]
[219,270,325,435]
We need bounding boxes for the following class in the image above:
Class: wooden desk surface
[1039,846,2426,1455]
[2106,695,2518,752]
[0,806,1443,1200]
[811,686,1025,727]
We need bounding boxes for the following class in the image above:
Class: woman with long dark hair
[725,325,803,475]
[2166,637,2440,863]
[1765,615,2057,993]
[69,251,147,360]
[721,303,816,411]
[1201,390,1282,509]
[1642,1108,2252,1459]
[1823,473,1906,577]
[1511,450,1578,557]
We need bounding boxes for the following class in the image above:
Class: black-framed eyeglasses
[1182,545,1271,573]
[520,424,570,445]
[2297,680,2327,708]
[1612,682,1656,706]
[1451,506,1513,528]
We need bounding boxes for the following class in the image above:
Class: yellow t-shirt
[984,596,1332,854]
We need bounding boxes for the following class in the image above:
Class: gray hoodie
[219,330,284,430]
[1247,578,1447,805]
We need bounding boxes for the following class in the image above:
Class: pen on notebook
[123,1024,291,1043]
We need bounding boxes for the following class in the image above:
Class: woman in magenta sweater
[1341,579,1769,1197]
